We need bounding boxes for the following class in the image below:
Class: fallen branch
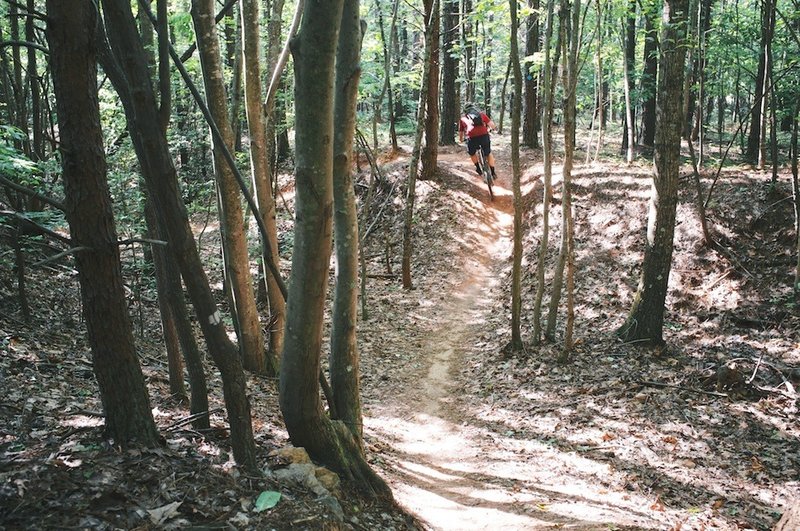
[165,408,223,432]
[636,380,728,398]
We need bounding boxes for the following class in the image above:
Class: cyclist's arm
[487,119,497,132]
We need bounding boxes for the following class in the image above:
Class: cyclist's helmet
[463,102,478,115]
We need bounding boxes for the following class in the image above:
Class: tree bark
[639,1,658,150]
[281,0,391,498]
[439,0,459,145]
[100,0,257,471]
[331,0,366,445]
[510,0,524,351]
[531,0,557,345]
[618,0,689,344]
[241,0,282,373]
[401,0,438,289]
[522,0,540,149]
[745,0,775,163]
[421,0,440,180]
[620,0,636,156]
[47,0,160,447]
[191,0,266,374]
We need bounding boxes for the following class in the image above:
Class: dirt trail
[364,148,672,530]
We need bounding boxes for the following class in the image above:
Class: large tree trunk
[241,0,282,374]
[100,0,257,471]
[331,0,365,445]
[191,0,266,374]
[280,0,391,498]
[618,0,689,344]
[439,0,459,145]
[421,0,440,179]
[522,0,540,149]
[47,0,159,447]
[510,0,524,351]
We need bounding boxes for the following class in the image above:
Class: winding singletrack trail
[363,146,671,530]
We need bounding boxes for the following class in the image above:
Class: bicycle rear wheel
[479,149,494,201]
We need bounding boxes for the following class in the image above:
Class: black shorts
[466,134,491,156]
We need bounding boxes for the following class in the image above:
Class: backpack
[467,110,484,127]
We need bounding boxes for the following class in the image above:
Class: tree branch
[0,175,64,210]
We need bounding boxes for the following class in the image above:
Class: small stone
[269,446,311,464]
[318,495,344,522]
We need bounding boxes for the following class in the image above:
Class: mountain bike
[476,146,494,201]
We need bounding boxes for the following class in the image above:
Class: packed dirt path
[362,147,676,530]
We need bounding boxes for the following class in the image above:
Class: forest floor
[1,132,799,530]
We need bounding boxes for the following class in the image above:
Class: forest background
[1,0,799,528]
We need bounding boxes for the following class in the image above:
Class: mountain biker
[458,103,497,182]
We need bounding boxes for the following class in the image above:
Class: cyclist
[458,103,497,182]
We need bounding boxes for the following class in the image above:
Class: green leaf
[254,491,281,512]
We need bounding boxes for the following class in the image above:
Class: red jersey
[459,112,490,138]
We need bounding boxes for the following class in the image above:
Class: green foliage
[0,126,39,182]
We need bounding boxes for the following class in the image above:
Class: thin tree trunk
[191,0,266,374]
[531,0,557,345]
[792,105,799,299]
[402,0,438,289]
[47,0,160,446]
[547,0,578,349]
[745,0,775,163]
[280,0,391,497]
[331,1,366,445]
[510,0,524,351]
[241,0,281,374]
[376,0,400,151]
[621,13,635,164]
[621,0,636,156]
[101,0,257,470]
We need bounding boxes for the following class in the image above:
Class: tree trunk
[439,0,459,145]
[281,0,391,498]
[745,0,775,163]
[792,106,799,299]
[546,0,578,347]
[100,0,257,471]
[421,0,440,180]
[620,0,636,155]
[191,0,266,374]
[522,0,540,148]
[402,0,438,289]
[639,2,658,150]
[47,0,160,447]
[241,0,282,374]
[376,0,399,151]
[26,0,42,163]
[510,0,524,351]
[331,0,366,445]
[463,0,474,103]
[618,0,689,344]
[531,0,557,345]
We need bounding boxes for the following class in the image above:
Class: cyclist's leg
[466,138,482,174]
[480,136,497,178]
